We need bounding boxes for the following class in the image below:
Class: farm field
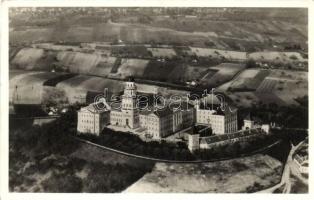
[11,48,45,70]
[9,71,65,105]
[10,48,119,77]
[142,60,178,82]
[256,79,278,93]
[10,27,54,44]
[169,64,211,83]
[200,63,246,88]
[56,75,125,104]
[221,69,308,107]
[111,45,151,58]
[186,47,247,61]
[10,45,308,88]
[10,6,308,57]
[10,47,231,84]
[113,58,150,79]
[88,56,117,76]
[147,48,177,58]
[124,154,282,193]
[10,13,307,51]
[227,92,260,107]
[9,70,192,106]
[62,26,94,42]
[228,69,270,91]
[248,51,307,63]
[56,51,102,74]
[9,71,124,105]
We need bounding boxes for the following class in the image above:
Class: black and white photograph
[3,2,310,195]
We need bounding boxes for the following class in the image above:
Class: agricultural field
[9,70,194,107]
[143,10,307,50]
[147,48,177,58]
[113,58,150,79]
[248,51,307,63]
[62,26,94,42]
[169,64,211,83]
[228,69,270,91]
[10,27,54,44]
[142,60,179,82]
[10,8,307,52]
[200,63,246,88]
[186,47,247,61]
[111,45,151,58]
[56,51,101,74]
[88,56,117,76]
[9,71,64,105]
[56,75,124,104]
[9,71,126,106]
[256,79,278,93]
[11,48,45,70]
[221,69,308,107]
[225,92,260,107]
[10,48,119,77]
[269,70,308,105]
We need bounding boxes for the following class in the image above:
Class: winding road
[257,139,307,193]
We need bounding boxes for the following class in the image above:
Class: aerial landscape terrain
[8,7,308,193]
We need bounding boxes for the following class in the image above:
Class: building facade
[195,102,238,134]
[78,79,245,141]
[110,79,140,129]
[242,113,270,134]
[108,79,196,139]
[77,102,110,135]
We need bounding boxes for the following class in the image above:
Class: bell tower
[121,77,139,129]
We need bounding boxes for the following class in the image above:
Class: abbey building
[77,79,239,139]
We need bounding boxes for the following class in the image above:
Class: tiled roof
[82,102,110,113]
[139,102,194,117]
[169,102,195,111]
[153,107,173,117]
[202,129,261,145]
[199,103,237,116]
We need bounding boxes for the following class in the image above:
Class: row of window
[111,118,122,123]
[79,126,99,131]
[80,119,97,124]
[111,112,123,117]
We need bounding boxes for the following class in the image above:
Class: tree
[246,59,257,68]
[42,173,83,192]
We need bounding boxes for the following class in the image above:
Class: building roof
[199,103,237,116]
[138,105,155,115]
[126,76,135,82]
[153,107,173,117]
[80,102,110,114]
[201,129,261,145]
[169,102,195,111]
[139,102,194,118]
[188,125,210,135]
[244,112,262,123]
[138,105,173,117]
